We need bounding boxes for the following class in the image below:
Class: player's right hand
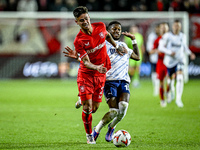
[63,46,79,60]
[96,64,107,74]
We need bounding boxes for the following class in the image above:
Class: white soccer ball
[112,130,131,147]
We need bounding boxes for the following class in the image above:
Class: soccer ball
[112,130,131,147]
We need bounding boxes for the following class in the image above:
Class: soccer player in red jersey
[64,6,125,144]
[152,23,169,107]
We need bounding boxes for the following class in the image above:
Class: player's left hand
[122,31,135,40]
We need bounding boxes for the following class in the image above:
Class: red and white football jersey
[74,22,111,76]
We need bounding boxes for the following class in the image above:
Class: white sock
[152,72,159,96]
[151,72,156,85]
[95,120,104,133]
[176,74,184,101]
[110,101,129,128]
[171,78,175,97]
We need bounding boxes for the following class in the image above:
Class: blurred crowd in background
[0,0,200,13]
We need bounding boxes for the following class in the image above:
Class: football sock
[176,74,184,101]
[110,101,129,128]
[155,77,160,96]
[159,86,164,100]
[171,78,175,98]
[82,109,92,134]
[166,78,171,94]
[152,72,159,96]
[95,108,118,133]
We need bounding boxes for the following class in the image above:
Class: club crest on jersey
[99,32,104,38]
[80,86,85,93]
[110,48,116,54]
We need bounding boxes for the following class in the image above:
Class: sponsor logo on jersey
[86,41,106,54]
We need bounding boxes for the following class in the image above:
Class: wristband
[132,39,137,45]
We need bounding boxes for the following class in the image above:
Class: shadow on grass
[0,142,115,149]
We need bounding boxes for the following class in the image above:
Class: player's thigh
[177,62,184,75]
[119,81,130,103]
[77,72,94,96]
[93,75,106,103]
[104,81,119,101]
[107,97,118,109]
[167,66,177,78]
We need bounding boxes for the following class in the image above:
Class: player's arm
[106,32,127,55]
[63,46,81,61]
[182,35,196,60]
[158,35,175,56]
[149,48,159,55]
[122,31,140,61]
[63,46,107,73]
[149,38,159,55]
[82,55,107,73]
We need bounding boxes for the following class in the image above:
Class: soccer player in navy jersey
[65,6,125,144]
[92,21,140,142]
[64,21,140,143]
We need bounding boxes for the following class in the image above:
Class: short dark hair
[73,6,88,18]
[107,21,121,30]
[174,19,181,23]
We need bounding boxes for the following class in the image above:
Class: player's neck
[173,31,179,35]
[81,26,93,35]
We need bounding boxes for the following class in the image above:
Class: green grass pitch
[0,79,200,150]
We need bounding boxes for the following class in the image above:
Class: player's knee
[109,108,119,119]
[92,107,98,113]
[119,101,129,110]
[176,74,183,82]
[118,101,129,120]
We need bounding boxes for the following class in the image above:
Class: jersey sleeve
[158,33,173,55]
[74,38,87,59]
[146,33,156,52]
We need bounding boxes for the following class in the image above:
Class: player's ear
[75,19,78,24]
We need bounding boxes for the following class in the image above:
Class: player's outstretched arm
[63,46,81,61]
[82,55,107,73]
[122,31,140,61]
[106,32,127,55]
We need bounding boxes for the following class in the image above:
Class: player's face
[160,23,169,35]
[172,22,181,34]
[163,24,169,33]
[75,13,91,30]
[109,24,122,40]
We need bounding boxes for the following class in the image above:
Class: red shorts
[156,61,167,81]
[77,72,106,102]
